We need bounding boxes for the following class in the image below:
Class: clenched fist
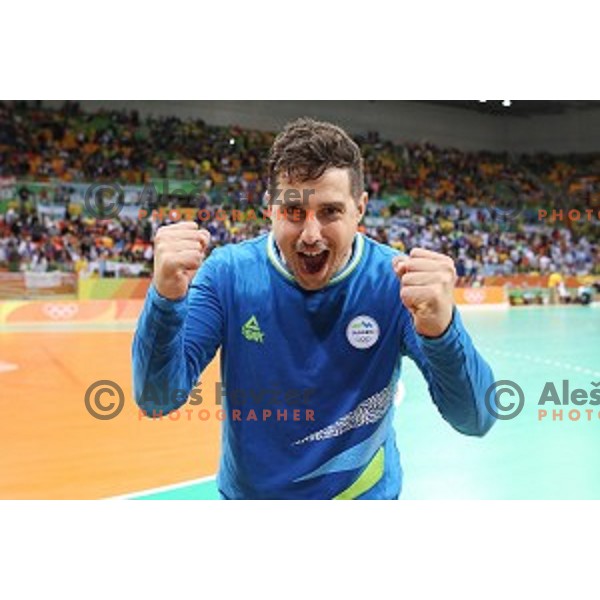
[153,222,211,300]
[392,248,457,338]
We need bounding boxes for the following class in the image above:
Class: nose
[299,215,322,246]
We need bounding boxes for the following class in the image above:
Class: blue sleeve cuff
[147,283,188,326]
[416,306,463,357]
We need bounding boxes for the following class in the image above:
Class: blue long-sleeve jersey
[132,232,496,499]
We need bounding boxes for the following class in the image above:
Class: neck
[335,246,353,274]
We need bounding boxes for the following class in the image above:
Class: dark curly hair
[267,117,364,203]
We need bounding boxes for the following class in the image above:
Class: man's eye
[322,207,341,217]
[285,207,305,220]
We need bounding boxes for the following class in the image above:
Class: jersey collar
[266,232,365,288]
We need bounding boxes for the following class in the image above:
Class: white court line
[105,474,217,500]
[1,322,138,334]
[394,381,406,407]
[0,360,19,373]
[478,346,600,378]
[457,304,510,311]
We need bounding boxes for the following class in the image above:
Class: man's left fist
[392,248,457,338]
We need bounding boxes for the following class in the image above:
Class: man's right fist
[153,222,211,300]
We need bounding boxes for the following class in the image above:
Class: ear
[356,191,368,223]
[263,192,280,225]
[263,191,274,223]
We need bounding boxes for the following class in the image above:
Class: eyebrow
[281,200,306,208]
[318,201,346,211]
[280,200,347,211]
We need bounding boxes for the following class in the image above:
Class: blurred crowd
[0,101,598,281]
[1,203,597,282]
[370,205,598,283]
[0,207,268,277]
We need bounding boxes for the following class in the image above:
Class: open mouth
[297,249,330,275]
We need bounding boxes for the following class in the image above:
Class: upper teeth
[302,250,325,256]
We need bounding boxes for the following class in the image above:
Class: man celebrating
[132,117,496,499]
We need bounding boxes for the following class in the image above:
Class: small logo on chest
[346,315,380,349]
[242,315,265,343]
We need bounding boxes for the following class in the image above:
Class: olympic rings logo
[42,303,79,320]
[464,289,486,304]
